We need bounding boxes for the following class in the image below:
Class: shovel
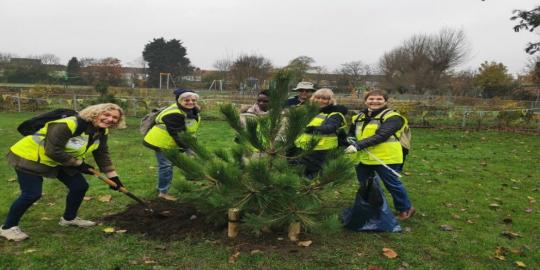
[89,169,155,213]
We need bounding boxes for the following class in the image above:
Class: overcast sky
[1,0,538,75]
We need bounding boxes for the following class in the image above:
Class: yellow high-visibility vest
[351,109,407,165]
[10,116,104,167]
[295,111,347,150]
[143,103,200,149]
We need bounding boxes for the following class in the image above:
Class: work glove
[344,145,358,154]
[109,176,124,191]
[304,126,316,134]
[75,162,95,175]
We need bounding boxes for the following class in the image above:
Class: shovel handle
[89,169,128,193]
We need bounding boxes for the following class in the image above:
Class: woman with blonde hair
[293,88,348,178]
[1,103,125,241]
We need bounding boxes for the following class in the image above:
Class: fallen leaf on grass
[466,219,475,224]
[143,256,157,264]
[116,229,127,234]
[515,261,527,268]
[103,227,115,233]
[7,177,16,182]
[83,196,93,201]
[524,208,533,213]
[228,251,240,263]
[527,196,536,203]
[489,203,501,209]
[98,195,112,202]
[501,231,520,239]
[493,246,507,261]
[440,224,454,231]
[250,249,263,255]
[23,249,37,254]
[297,240,313,247]
[40,217,51,221]
[382,247,398,259]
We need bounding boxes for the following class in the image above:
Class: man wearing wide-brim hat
[286,81,316,107]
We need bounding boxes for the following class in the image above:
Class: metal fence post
[461,111,469,128]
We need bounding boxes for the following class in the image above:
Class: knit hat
[174,88,195,99]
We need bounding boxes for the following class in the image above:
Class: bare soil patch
[102,200,315,256]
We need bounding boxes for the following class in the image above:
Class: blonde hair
[78,103,126,129]
[310,88,336,105]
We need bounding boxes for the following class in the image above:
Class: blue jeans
[3,169,89,229]
[355,163,412,213]
[155,151,173,193]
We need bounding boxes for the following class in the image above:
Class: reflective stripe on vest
[351,109,405,165]
[10,116,102,167]
[295,111,346,150]
[143,103,201,149]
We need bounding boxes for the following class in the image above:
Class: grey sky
[1,0,538,75]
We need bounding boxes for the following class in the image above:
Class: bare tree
[28,54,61,65]
[213,57,232,81]
[379,28,469,94]
[229,54,273,90]
[336,60,371,92]
[0,52,17,63]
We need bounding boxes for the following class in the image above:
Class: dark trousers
[3,169,89,229]
[286,146,329,179]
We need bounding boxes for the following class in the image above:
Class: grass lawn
[0,112,539,270]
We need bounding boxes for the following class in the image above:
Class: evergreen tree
[66,57,82,85]
[142,37,193,87]
[167,70,355,236]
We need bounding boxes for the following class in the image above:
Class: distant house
[122,67,146,87]
[181,68,209,82]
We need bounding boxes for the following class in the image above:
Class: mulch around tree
[102,199,315,255]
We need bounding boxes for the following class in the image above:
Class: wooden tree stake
[228,208,240,239]
[288,222,301,241]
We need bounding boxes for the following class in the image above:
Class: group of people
[286,82,415,224]
[1,81,414,241]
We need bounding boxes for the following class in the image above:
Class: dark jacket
[348,107,404,150]
[304,104,348,135]
[285,96,303,107]
[7,119,114,178]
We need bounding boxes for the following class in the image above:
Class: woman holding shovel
[1,103,126,241]
[143,88,201,201]
[345,89,415,221]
